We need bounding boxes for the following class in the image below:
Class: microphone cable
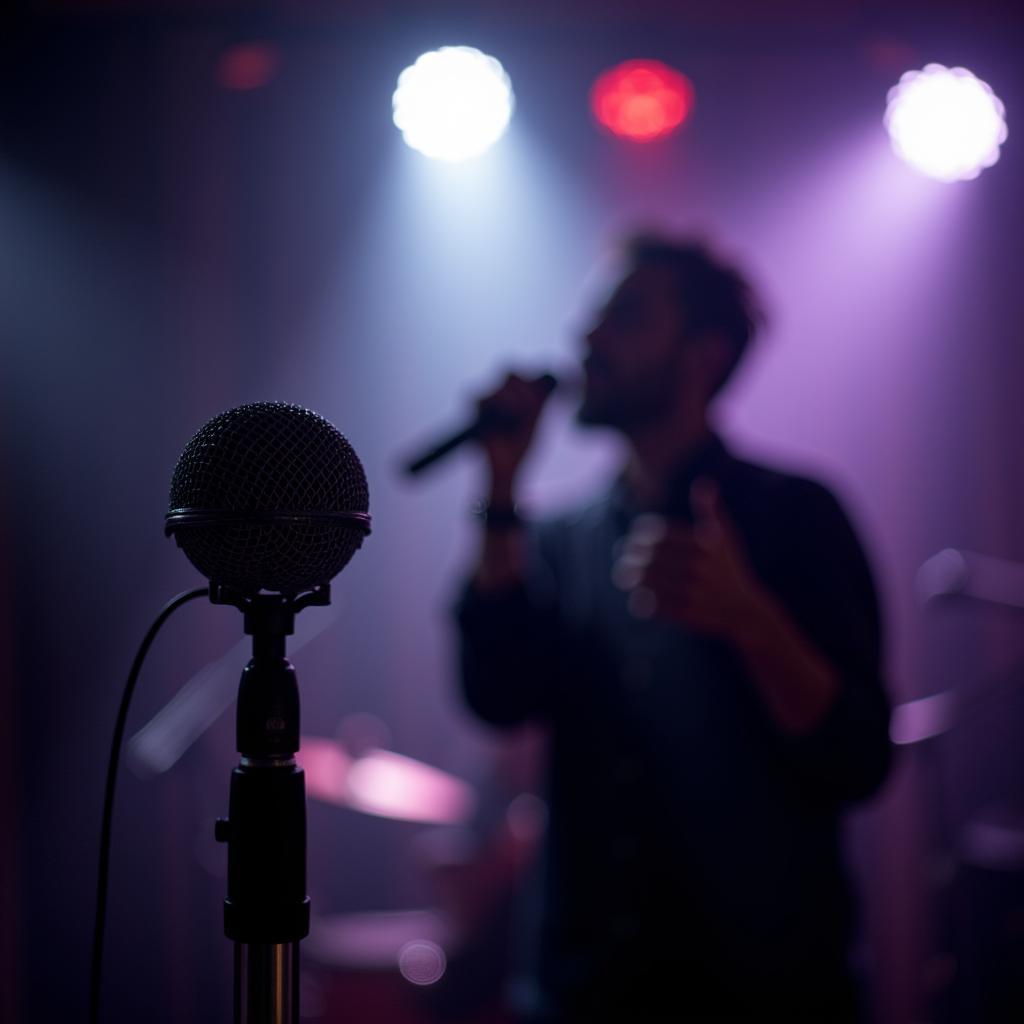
[89,586,209,1024]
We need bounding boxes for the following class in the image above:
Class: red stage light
[591,60,694,142]
[218,42,281,92]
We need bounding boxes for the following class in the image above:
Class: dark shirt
[456,437,891,1022]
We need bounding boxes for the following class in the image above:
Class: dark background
[2,1,1023,1021]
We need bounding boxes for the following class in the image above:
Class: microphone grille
[168,402,369,594]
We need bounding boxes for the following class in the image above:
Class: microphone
[165,401,371,595]
[402,372,558,476]
[163,402,371,1013]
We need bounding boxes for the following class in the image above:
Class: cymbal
[299,735,476,826]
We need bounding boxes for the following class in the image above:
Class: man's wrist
[729,585,781,653]
[486,474,517,508]
[472,498,525,530]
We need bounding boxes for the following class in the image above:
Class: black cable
[89,586,209,1024]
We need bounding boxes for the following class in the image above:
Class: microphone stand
[211,583,330,1024]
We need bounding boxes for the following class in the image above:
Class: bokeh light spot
[218,41,281,91]
[591,60,694,142]
[884,64,1007,182]
[392,46,515,162]
[398,940,447,986]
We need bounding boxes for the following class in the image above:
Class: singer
[454,235,891,1022]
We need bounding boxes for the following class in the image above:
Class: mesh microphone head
[166,402,370,594]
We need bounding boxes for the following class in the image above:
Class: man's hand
[613,477,840,734]
[613,478,768,639]
[470,372,554,593]
[476,372,554,504]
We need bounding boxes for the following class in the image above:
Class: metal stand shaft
[213,587,329,1024]
[235,942,299,1024]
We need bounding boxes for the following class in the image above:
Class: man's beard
[576,363,679,432]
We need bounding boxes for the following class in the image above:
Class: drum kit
[903,548,1024,862]
[298,733,476,826]
[905,547,1024,1019]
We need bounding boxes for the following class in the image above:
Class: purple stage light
[884,64,1007,182]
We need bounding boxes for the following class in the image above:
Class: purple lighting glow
[884,64,1007,182]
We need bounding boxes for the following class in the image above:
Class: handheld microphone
[402,372,558,476]
[165,401,371,595]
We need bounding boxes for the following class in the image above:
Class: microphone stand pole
[211,584,330,1024]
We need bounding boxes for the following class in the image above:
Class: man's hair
[625,233,765,393]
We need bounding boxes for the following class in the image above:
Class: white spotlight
[884,64,1007,182]
[392,46,514,162]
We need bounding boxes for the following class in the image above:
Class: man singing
[455,234,891,1022]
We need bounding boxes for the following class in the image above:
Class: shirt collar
[609,433,733,525]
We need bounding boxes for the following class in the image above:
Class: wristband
[472,499,524,529]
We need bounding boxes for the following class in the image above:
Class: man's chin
[577,396,672,433]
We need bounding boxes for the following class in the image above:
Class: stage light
[217,41,281,91]
[884,64,1007,182]
[591,60,694,142]
[392,46,515,162]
